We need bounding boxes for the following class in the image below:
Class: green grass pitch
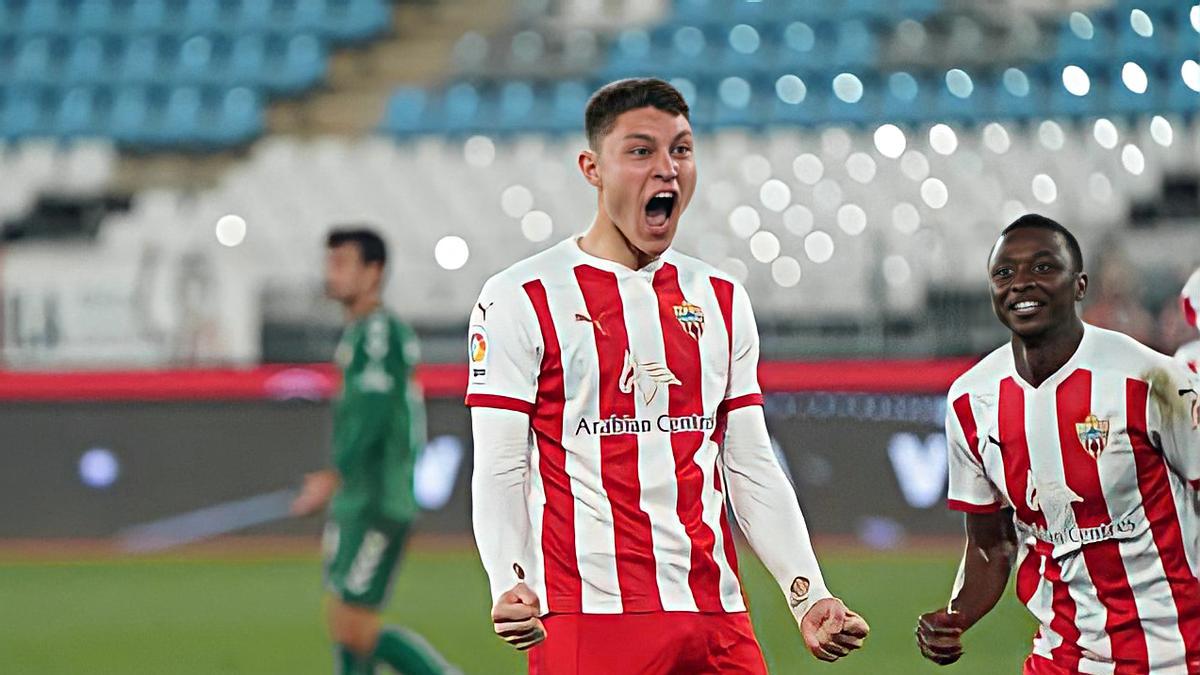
[0,544,1036,674]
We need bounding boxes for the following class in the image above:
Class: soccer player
[467,78,869,673]
[291,228,457,675]
[916,214,1200,674]
[1176,269,1200,375]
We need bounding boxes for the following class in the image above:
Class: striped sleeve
[1145,362,1200,489]
[946,391,1003,513]
[717,279,763,412]
[465,276,541,414]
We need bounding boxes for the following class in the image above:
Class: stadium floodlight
[1130,9,1153,37]
[883,255,912,287]
[1003,68,1030,96]
[920,178,949,209]
[500,184,534,218]
[982,122,1011,154]
[874,124,907,159]
[729,205,761,239]
[1121,62,1148,94]
[760,179,792,212]
[520,211,552,242]
[1122,144,1145,175]
[845,152,877,183]
[1150,116,1173,146]
[804,231,835,263]
[775,75,807,104]
[719,257,749,282]
[1089,172,1113,201]
[1093,119,1119,149]
[1038,120,1065,150]
[833,73,864,103]
[892,202,920,234]
[1032,174,1058,204]
[836,204,867,236]
[1069,12,1094,39]
[813,179,844,211]
[750,230,781,263]
[434,235,469,270]
[771,256,802,288]
[945,69,974,99]
[792,153,824,185]
[901,150,930,181]
[215,214,247,247]
[463,135,495,168]
[784,204,815,236]
[1062,65,1091,96]
[929,124,958,156]
[1183,60,1200,93]
[729,24,760,53]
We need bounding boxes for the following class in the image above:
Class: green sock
[372,626,459,675]
[335,645,375,675]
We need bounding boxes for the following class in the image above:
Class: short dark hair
[584,78,690,149]
[998,214,1084,273]
[327,227,387,268]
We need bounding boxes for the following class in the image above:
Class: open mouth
[1008,299,1045,317]
[645,191,677,228]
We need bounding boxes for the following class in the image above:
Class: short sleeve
[465,276,542,415]
[946,391,1003,513]
[1145,362,1200,488]
[723,281,763,412]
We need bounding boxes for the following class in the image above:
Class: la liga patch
[469,325,488,384]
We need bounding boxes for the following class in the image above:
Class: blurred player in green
[291,227,458,675]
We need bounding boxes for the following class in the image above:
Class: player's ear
[578,149,601,188]
[1075,272,1088,301]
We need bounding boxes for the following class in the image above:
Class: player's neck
[344,294,381,322]
[1010,318,1085,387]
[578,217,660,270]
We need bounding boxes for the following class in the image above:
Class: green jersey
[329,308,425,526]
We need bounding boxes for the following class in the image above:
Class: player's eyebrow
[622,133,658,143]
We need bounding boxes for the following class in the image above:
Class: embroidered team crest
[1075,414,1110,459]
[673,301,705,340]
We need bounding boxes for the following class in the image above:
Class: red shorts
[528,611,768,675]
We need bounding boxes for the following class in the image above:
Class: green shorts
[321,519,410,608]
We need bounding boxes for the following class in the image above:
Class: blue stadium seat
[109,86,152,144]
[1,89,50,140]
[229,35,268,88]
[1054,20,1112,68]
[987,73,1047,122]
[711,78,764,130]
[830,20,878,70]
[74,0,117,36]
[673,0,725,25]
[382,87,430,136]
[770,21,833,76]
[546,80,588,134]
[934,73,985,124]
[1106,63,1162,117]
[236,2,275,34]
[161,87,203,144]
[290,0,330,35]
[176,35,216,85]
[127,0,169,33]
[717,23,769,79]
[272,34,326,93]
[492,81,538,134]
[1164,73,1200,115]
[118,36,162,85]
[603,29,652,80]
[1047,78,1107,119]
[12,38,56,86]
[332,0,391,42]
[884,0,940,22]
[63,37,109,85]
[879,72,931,126]
[182,0,224,34]
[19,1,67,36]
[203,87,263,146]
[1114,24,1166,62]
[440,82,483,135]
[54,87,102,138]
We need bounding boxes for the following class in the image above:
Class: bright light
[434,236,470,270]
[215,214,246,247]
[883,255,912,287]
[729,24,760,53]
[1122,144,1145,175]
[501,184,534,218]
[741,154,772,185]
[783,204,814,236]
[1093,118,1119,149]
[920,178,948,209]
[1003,68,1030,97]
[1038,120,1065,151]
[1001,200,1027,223]
[1192,5,1200,33]
[80,448,119,488]
[845,152,877,183]
[1032,174,1058,204]
[520,210,553,242]
[729,205,761,238]
[719,258,749,283]
[892,202,920,234]
[821,127,853,159]
[1183,60,1200,93]
[760,179,792,212]
[1089,172,1113,202]
[463,135,495,167]
[1062,65,1091,96]
[719,77,752,108]
[929,124,958,155]
[833,73,864,103]
[750,230,781,263]
[836,204,867,235]
[813,179,844,211]
[1122,62,1148,94]
[1150,116,1173,146]
[945,69,974,98]
[1130,9,1153,37]
[874,124,906,159]
[804,231,835,263]
[982,123,1010,154]
[1069,12,1094,39]
[793,153,824,185]
[776,74,807,104]
[900,150,930,181]
[771,256,802,287]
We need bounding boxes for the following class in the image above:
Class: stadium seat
[74,0,117,36]
[440,83,483,135]
[1054,20,1113,69]
[126,0,169,34]
[54,87,101,138]
[108,86,152,144]
[383,87,430,136]
[229,35,268,88]
[118,36,161,85]
[547,80,589,134]
[0,92,48,140]
[204,87,262,146]
[19,1,67,36]
[12,38,57,86]
[176,35,216,85]
[182,0,224,34]
[161,87,203,145]
[63,37,109,86]
[491,81,538,134]
[879,71,928,126]
[271,35,326,93]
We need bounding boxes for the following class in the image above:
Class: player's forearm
[949,510,1018,629]
[470,406,537,602]
[722,405,832,618]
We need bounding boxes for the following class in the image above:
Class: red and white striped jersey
[947,324,1200,674]
[466,238,761,615]
[1177,340,1199,376]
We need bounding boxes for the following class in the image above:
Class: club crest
[1075,414,1110,459]
[673,301,705,340]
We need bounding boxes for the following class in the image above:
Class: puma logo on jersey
[477,302,494,321]
[619,350,681,404]
[575,312,609,337]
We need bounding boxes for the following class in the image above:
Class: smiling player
[467,78,870,673]
[916,215,1200,674]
